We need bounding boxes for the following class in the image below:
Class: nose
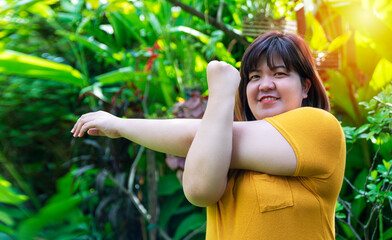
[258,76,276,91]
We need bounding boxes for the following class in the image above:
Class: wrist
[112,116,124,138]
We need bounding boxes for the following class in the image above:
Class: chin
[255,109,285,120]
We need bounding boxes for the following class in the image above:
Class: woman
[71,31,345,239]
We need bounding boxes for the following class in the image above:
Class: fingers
[88,128,103,136]
[78,120,94,137]
[71,112,98,137]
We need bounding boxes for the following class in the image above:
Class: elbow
[183,179,224,207]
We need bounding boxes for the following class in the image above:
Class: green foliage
[1,0,392,239]
[338,84,392,239]
[0,50,87,87]
[0,171,94,240]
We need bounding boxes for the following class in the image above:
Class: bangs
[243,37,300,80]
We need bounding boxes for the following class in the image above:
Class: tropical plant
[0,164,96,240]
[1,0,391,239]
[338,84,392,240]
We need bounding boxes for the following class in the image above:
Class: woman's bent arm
[182,92,236,207]
[182,61,240,207]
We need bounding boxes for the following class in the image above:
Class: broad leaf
[0,177,28,205]
[0,50,86,87]
[95,67,147,85]
[327,31,351,52]
[16,196,82,239]
[173,212,206,240]
[158,174,182,196]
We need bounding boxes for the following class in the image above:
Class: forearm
[116,118,200,157]
[183,96,235,206]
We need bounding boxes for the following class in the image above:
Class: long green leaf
[55,30,114,56]
[306,12,328,51]
[0,0,40,14]
[28,2,55,18]
[157,57,174,106]
[110,12,148,45]
[0,211,15,226]
[170,26,210,44]
[16,196,82,239]
[106,12,126,48]
[95,67,147,85]
[0,226,14,237]
[0,50,86,87]
[327,31,352,52]
[0,177,28,206]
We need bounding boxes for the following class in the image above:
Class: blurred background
[0,0,391,239]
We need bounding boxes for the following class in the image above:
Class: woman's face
[246,57,310,120]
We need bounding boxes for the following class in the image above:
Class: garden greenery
[0,0,391,239]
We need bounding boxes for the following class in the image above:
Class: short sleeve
[265,107,346,178]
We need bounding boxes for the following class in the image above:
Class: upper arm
[230,108,346,178]
[231,120,297,176]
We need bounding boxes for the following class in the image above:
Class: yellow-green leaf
[383,160,391,171]
[328,31,352,52]
[370,170,378,180]
[0,50,86,87]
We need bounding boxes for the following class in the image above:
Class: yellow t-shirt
[206,107,346,240]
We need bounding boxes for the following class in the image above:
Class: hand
[206,61,240,98]
[71,111,121,138]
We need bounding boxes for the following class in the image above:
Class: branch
[165,0,250,47]
[126,146,150,221]
[335,215,362,240]
[338,197,364,228]
[183,223,206,240]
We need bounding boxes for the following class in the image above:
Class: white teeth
[261,97,277,101]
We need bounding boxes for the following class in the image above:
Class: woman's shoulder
[266,109,345,179]
[280,107,335,119]
[267,107,341,129]
[265,107,345,153]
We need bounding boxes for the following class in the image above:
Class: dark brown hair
[235,31,330,121]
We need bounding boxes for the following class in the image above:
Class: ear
[302,78,311,99]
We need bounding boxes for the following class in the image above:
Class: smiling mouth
[259,97,279,102]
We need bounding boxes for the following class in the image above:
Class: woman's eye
[250,75,260,81]
[274,72,287,77]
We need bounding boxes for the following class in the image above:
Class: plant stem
[147,149,158,240]
[379,211,384,240]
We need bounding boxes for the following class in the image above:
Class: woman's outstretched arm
[71,112,199,157]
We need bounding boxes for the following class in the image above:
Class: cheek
[245,84,251,102]
[246,82,257,98]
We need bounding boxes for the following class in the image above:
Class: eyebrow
[249,65,287,73]
[269,65,287,70]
